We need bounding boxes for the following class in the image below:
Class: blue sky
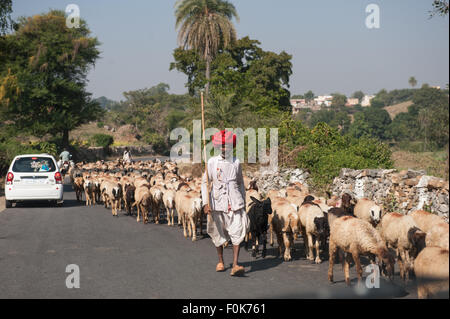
[11,0,449,101]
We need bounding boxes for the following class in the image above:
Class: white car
[4,154,64,208]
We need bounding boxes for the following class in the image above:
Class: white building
[314,95,333,107]
[361,95,375,107]
[346,98,359,107]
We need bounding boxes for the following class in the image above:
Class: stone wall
[331,168,449,221]
[246,168,310,195]
[245,167,449,221]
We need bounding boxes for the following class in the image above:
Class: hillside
[392,149,449,179]
[384,100,413,119]
[71,122,146,147]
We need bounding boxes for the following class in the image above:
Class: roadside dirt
[0,177,4,212]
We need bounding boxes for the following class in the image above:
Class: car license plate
[25,179,46,185]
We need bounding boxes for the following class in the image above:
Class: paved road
[0,183,418,299]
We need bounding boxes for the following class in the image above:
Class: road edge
[0,196,4,213]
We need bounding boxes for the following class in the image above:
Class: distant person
[59,148,71,162]
[40,160,50,172]
[123,147,132,163]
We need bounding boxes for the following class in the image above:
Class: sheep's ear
[250,196,261,205]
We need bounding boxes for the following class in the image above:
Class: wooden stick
[201,91,212,219]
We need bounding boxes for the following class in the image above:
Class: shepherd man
[201,130,250,276]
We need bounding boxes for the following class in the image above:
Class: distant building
[346,98,359,107]
[314,95,333,107]
[291,99,309,114]
[361,95,375,107]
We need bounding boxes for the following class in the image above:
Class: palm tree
[409,76,417,88]
[204,93,254,128]
[175,0,239,98]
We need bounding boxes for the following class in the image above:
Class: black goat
[124,184,136,216]
[246,197,272,258]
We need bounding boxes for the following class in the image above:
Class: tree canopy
[389,86,449,150]
[0,10,102,147]
[175,0,239,96]
[170,36,293,114]
[349,107,392,140]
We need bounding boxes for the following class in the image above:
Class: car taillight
[55,172,62,184]
[6,172,14,185]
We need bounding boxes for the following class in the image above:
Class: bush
[29,141,58,157]
[97,121,104,128]
[143,132,167,154]
[90,134,114,148]
[0,141,41,174]
[296,123,393,188]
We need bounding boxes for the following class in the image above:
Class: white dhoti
[207,209,250,247]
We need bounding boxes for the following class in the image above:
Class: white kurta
[201,155,249,247]
[123,151,132,163]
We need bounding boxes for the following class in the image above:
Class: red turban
[212,130,236,148]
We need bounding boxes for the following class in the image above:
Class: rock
[439,204,449,214]
[427,177,446,190]
[406,169,426,179]
[404,177,420,187]
[391,173,402,185]
[332,168,448,221]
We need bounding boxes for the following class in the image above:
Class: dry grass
[71,122,111,140]
[71,122,145,146]
[392,149,449,180]
[385,101,413,119]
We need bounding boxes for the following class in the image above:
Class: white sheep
[379,212,426,281]
[297,202,329,264]
[409,210,446,233]
[328,216,395,286]
[414,247,449,299]
[270,198,299,261]
[354,198,382,226]
[426,222,449,250]
[409,210,449,250]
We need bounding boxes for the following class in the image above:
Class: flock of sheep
[67,158,449,299]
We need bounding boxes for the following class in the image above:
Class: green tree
[170,36,292,114]
[294,122,393,187]
[331,93,347,109]
[309,109,351,134]
[409,76,417,88]
[309,109,335,128]
[175,0,239,98]
[304,90,315,102]
[349,107,392,140]
[204,92,254,128]
[352,90,365,103]
[389,86,449,151]
[0,10,101,147]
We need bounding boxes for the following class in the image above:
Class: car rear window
[12,157,56,173]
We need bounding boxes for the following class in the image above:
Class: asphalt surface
[0,181,419,299]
